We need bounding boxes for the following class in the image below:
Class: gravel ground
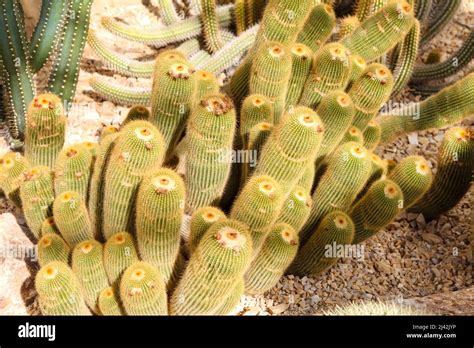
[0,2,472,316]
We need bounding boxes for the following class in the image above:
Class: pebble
[422,233,443,244]
[268,303,289,315]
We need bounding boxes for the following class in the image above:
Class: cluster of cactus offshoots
[0,0,473,316]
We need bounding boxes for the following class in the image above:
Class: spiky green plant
[338,15,360,40]
[297,3,336,52]
[244,223,298,295]
[122,106,150,126]
[37,233,71,267]
[341,126,364,145]
[20,166,55,240]
[170,219,252,315]
[409,127,473,219]
[103,232,140,288]
[362,120,382,151]
[188,206,227,254]
[120,261,168,315]
[40,217,60,235]
[200,0,225,53]
[35,261,90,315]
[240,94,273,147]
[285,44,313,110]
[192,70,220,104]
[53,191,93,247]
[98,287,124,316]
[136,168,185,287]
[289,211,355,277]
[276,186,313,233]
[72,240,110,313]
[324,300,428,315]
[102,121,165,239]
[214,279,244,315]
[0,151,29,208]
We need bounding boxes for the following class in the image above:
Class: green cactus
[425,48,442,64]
[35,261,90,315]
[249,42,292,123]
[150,57,195,156]
[349,64,394,131]
[240,94,273,144]
[89,75,152,107]
[341,1,416,62]
[102,121,165,239]
[170,219,252,315]
[88,133,119,240]
[288,211,354,277]
[103,232,140,287]
[242,122,274,182]
[355,0,388,22]
[53,144,93,200]
[192,70,220,105]
[24,95,66,170]
[244,223,298,295]
[0,151,29,207]
[285,44,313,110]
[53,191,94,247]
[48,0,93,108]
[388,155,433,209]
[420,0,461,45]
[378,73,474,144]
[122,106,150,126]
[185,94,236,212]
[188,206,227,254]
[20,166,55,240]
[350,179,403,244]
[98,287,124,316]
[338,16,360,40]
[0,0,35,140]
[200,0,225,53]
[300,142,372,243]
[37,233,70,267]
[230,175,284,255]
[101,4,233,47]
[362,120,382,151]
[297,3,336,52]
[120,261,168,315]
[409,127,473,219]
[29,0,70,72]
[324,300,428,315]
[347,55,367,89]
[254,106,324,194]
[316,92,355,161]
[82,141,99,161]
[341,126,364,144]
[214,279,244,315]
[156,0,181,25]
[276,185,313,233]
[99,125,120,142]
[40,216,60,235]
[297,163,316,193]
[72,240,110,313]
[299,43,352,109]
[235,0,246,35]
[136,168,185,287]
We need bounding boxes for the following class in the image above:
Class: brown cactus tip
[201,95,235,116]
[80,242,94,254]
[112,233,126,244]
[44,265,58,279]
[334,215,348,229]
[41,237,52,247]
[384,183,399,198]
[66,148,78,158]
[168,63,194,79]
[216,226,247,252]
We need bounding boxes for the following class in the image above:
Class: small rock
[407,213,419,221]
[422,233,443,244]
[416,214,426,229]
[242,307,261,316]
[268,303,289,315]
[407,133,418,145]
[375,260,393,274]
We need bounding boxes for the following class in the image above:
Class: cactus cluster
[1,0,473,316]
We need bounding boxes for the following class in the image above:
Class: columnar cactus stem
[347,55,367,89]
[362,120,382,151]
[350,179,403,244]
[254,107,324,194]
[36,262,90,315]
[122,106,150,126]
[230,175,284,255]
[299,43,352,110]
[200,0,224,53]
[53,191,94,247]
[289,211,354,277]
[48,0,93,109]
[409,127,473,219]
[150,57,195,156]
[244,223,298,295]
[341,1,416,62]
[285,44,313,110]
[102,121,165,238]
[240,94,273,147]
[276,185,313,233]
[37,233,71,267]
[29,0,70,72]
[249,42,292,123]
[98,287,123,316]
[101,4,233,47]
[378,73,474,144]
[349,64,394,131]
[72,240,110,313]
[20,166,55,240]
[170,219,252,315]
[341,126,364,145]
[338,16,360,40]
[297,163,316,193]
[297,4,336,52]
[214,279,244,315]
[103,232,140,287]
[388,155,432,209]
[54,144,93,200]
[300,143,371,243]
[189,206,227,254]
[89,75,152,107]
[185,94,236,212]
[0,151,29,208]
[156,0,181,26]
[41,216,60,235]
[192,70,220,105]
[120,261,168,315]
[136,168,185,287]
[421,0,461,45]
[0,0,35,140]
